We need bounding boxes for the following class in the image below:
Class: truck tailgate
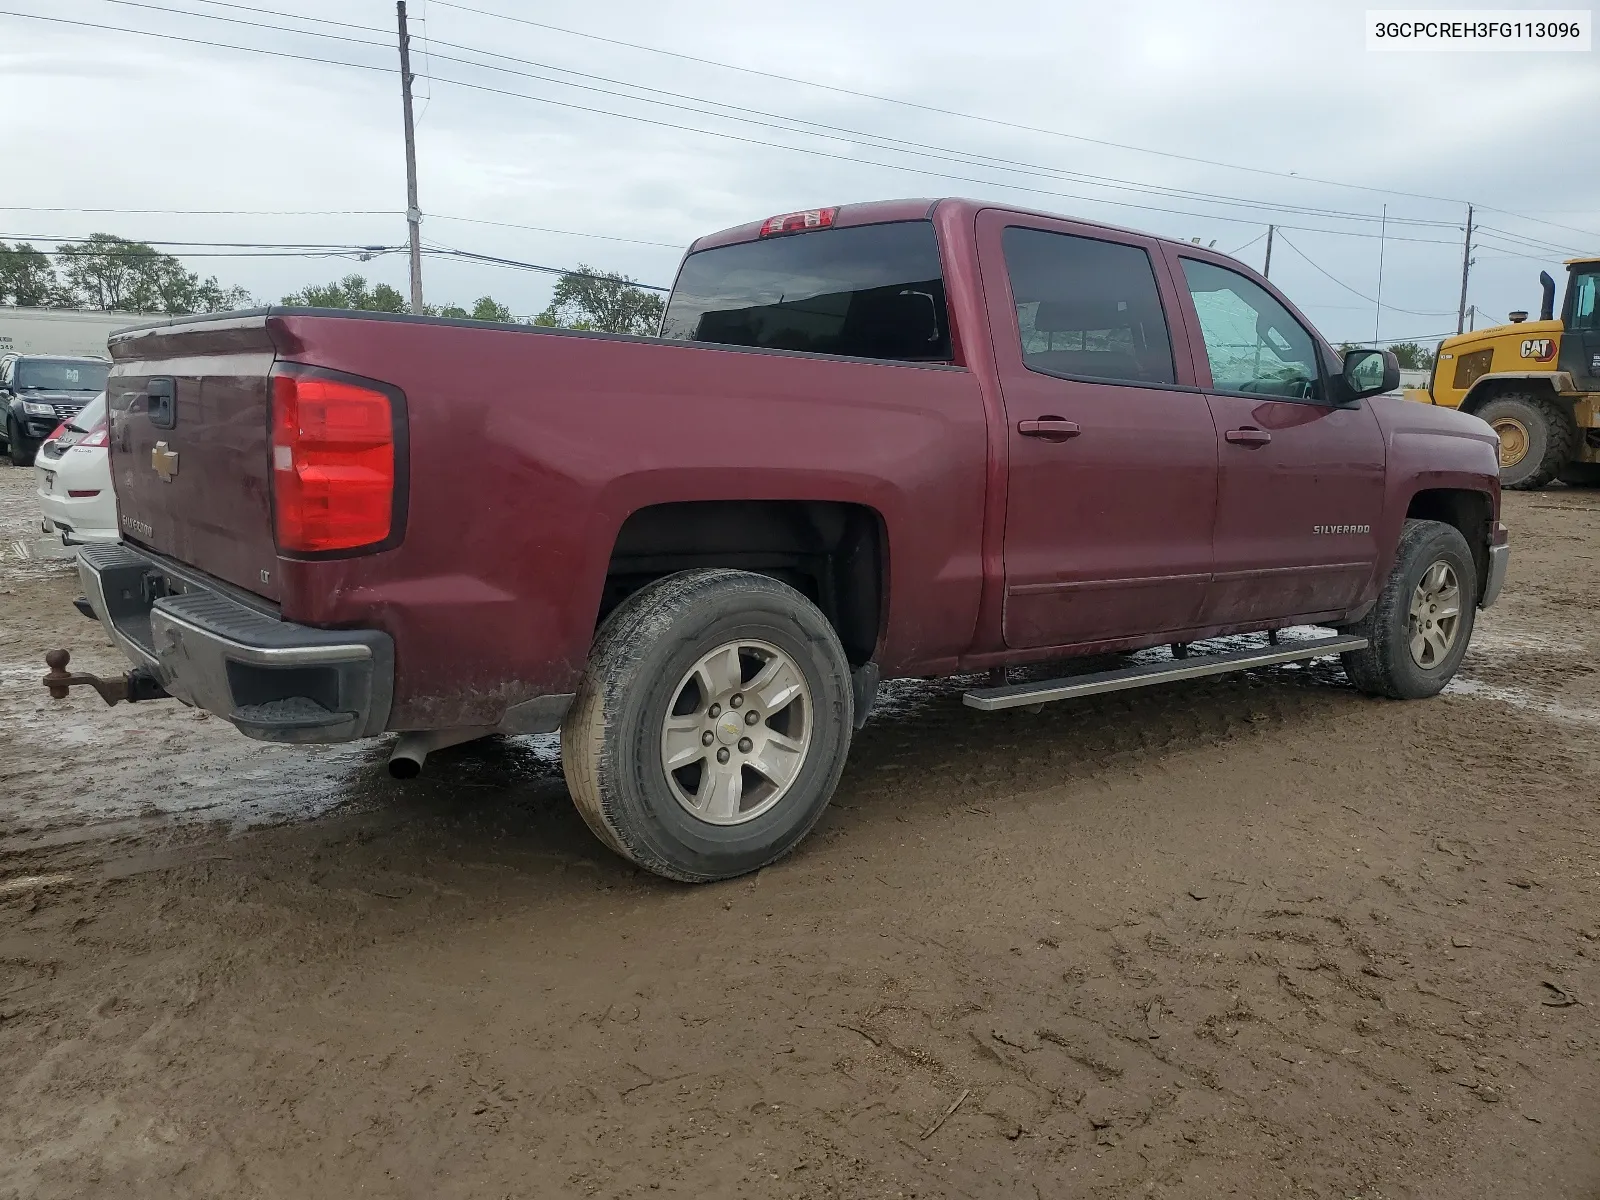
[107,315,281,602]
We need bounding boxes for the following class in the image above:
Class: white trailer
[0,307,136,360]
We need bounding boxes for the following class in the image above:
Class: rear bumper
[78,542,393,743]
[37,471,118,543]
[1481,523,1510,609]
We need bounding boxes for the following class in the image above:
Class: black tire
[561,568,854,882]
[1557,461,1600,487]
[1474,392,1574,491]
[6,418,31,467]
[1340,519,1477,700]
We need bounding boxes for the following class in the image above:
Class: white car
[35,391,118,545]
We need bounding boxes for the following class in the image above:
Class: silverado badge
[152,441,180,483]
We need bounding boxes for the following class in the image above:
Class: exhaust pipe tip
[388,754,423,780]
[386,726,495,780]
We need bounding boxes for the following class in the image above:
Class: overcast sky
[4,0,1596,343]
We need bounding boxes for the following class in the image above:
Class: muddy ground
[1,464,1597,1200]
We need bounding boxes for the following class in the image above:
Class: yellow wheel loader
[1405,257,1600,489]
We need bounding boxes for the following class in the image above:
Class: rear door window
[1000,227,1176,386]
[660,220,951,362]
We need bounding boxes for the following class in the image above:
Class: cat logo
[1519,338,1556,362]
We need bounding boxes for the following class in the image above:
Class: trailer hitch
[42,649,169,706]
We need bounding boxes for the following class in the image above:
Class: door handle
[1225,426,1272,447]
[145,377,177,430]
[1018,417,1081,442]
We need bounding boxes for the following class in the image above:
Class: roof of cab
[687,197,1206,255]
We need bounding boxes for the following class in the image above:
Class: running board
[962,634,1368,712]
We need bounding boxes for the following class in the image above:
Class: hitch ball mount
[42,649,169,706]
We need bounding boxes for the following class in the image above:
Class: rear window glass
[660,220,951,362]
[17,359,110,392]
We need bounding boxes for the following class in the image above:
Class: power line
[18,2,1587,258]
[1476,224,1593,257]
[1,11,1337,233]
[165,0,388,35]
[422,243,670,290]
[1340,331,1458,346]
[424,0,1599,242]
[9,235,398,249]
[75,1,1460,231]
[1477,205,1600,244]
[40,248,393,258]
[8,6,1573,328]
[1274,232,1455,317]
[12,7,1560,252]
[0,206,396,216]
[427,214,682,249]
[426,0,1484,212]
[0,205,687,249]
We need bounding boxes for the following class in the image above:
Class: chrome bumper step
[962,634,1369,712]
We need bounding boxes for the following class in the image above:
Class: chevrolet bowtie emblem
[152,441,180,483]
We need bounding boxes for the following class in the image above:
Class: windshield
[17,359,110,392]
[67,393,107,433]
[660,220,951,362]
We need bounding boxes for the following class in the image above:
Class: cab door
[1559,265,1600,391]
[1167,251,1386,625]
[978,211,1219,649]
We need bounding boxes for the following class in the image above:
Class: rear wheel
[562,568,854,882]
[1475,392,1574,490]
[1340,519,1477,700]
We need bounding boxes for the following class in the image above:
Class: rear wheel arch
[596,499,889,668]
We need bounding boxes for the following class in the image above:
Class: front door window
[1181,259,1323,401]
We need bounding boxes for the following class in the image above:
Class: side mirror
[1340,348,1399,401]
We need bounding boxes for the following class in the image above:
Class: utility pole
[1262,224,1275,279]
[1456,203,1474,335]
[1373,204,1387,346]
[397,1,424,315]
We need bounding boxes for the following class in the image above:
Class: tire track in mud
[1,476,1599,1198]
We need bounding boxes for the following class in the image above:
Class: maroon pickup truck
[47,198,1507,882]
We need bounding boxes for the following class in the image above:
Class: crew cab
[45,199,1507,882]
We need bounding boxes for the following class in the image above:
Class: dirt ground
[1,465,1597,1200]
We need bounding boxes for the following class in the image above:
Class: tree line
[1341,340,1437,370]
[0,234,664,334]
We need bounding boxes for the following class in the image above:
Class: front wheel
[6,418,31,467]
[1340,519,1478,700]
[562,569,854,882]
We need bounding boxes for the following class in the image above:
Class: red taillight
[758,207,837,237]
[68,489,101,498]
[271,371,396,553]
[78,419,109,448]
[45,421,68,442]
